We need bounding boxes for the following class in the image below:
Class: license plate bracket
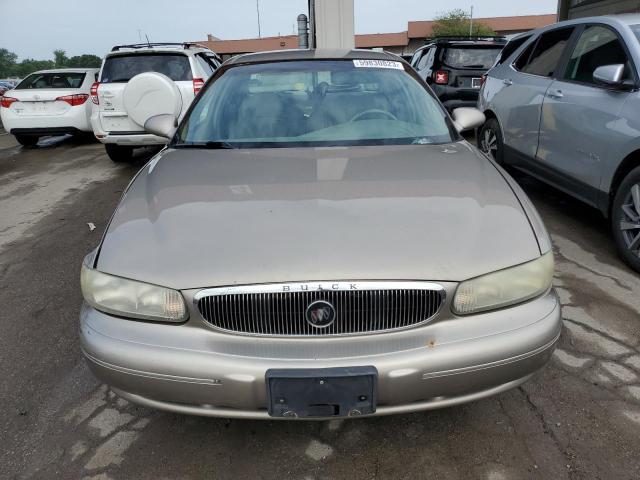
[266,366,378,418]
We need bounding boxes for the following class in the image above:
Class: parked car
[478,14,640,272]
[410,36,507,110]
[80,49,560,420]
[90,42,221,162]
[0,68,99,146]
[0,81,14,96]
[0,80,19,89]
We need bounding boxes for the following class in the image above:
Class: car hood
[97,143,541,290]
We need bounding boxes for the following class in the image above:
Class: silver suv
[478,14,640,272]
[90,43,221,162]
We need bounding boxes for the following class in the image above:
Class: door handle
[503,79,513,86]
[548,89,564,99]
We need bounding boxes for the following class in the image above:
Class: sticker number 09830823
[353,59,404,70]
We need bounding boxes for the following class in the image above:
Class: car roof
[584,13,640,26]
[427,36,505,43]
[535,13,640,32]
[107,43,214,56]
[412,38,505,54]
[225,48,405,66]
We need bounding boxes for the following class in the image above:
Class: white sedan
[0,68,99,146]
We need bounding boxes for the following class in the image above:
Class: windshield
[442,47,502,69]
[175,60,455,148]
[16,72,86,89]
[101,53,192,83]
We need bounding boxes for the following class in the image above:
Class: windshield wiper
[172,141,238,149]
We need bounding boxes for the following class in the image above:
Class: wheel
[105,144,134,163]
[612,166,640,272]
[478,118,504,164]
[15,134,39,147]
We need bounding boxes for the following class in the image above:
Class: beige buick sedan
[80,49,560,419]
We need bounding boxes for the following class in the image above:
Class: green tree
[0,49,102,79]
[0,48,18,77]
[53,49,68,68]
[66,54,102,68]
[15,59,55,78]
[432,9,495,37]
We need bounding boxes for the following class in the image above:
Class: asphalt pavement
[0,132,639,480]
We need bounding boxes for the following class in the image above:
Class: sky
[0,0,557,60]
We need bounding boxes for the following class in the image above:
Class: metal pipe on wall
[308,0,316,48]
[298,14,309,49]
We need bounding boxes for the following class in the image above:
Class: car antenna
[145,33,151,47]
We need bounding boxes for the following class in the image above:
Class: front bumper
[80,291,561,419]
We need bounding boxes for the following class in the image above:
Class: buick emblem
[305,300,336,328]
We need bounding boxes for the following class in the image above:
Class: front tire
[105,144,134,163]
[478,118,504,164]
[15,134,39,147]
[612,166,640,272]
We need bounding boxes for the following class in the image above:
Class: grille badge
[194,281,446,336]
[305,300,336,328]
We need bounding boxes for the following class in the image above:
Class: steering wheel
[349,109,397,122]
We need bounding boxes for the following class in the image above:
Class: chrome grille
[195,282,445,336]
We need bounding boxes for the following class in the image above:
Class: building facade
[558,0,640,20]
[195,14,558,60]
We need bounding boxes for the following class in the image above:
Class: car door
[536,24,634,206]
[498,27,575,161]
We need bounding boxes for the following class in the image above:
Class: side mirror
[451,107,486,133]
[144,114,178,139]
[593,64,625,87]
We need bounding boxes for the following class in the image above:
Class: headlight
[453,252,554,315]
[81,264,188,322]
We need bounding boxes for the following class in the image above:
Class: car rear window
[15,72,86,89]
[442,48,502,69]
[100,53,192,83]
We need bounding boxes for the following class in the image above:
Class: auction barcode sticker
[353,59,404,70]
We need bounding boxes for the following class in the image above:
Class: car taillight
[0,96,18,108]
[480,74,487,86]
[434,70,449,85]
[193,77,205,95]
[90,82,99,104]
[56,94,90,106]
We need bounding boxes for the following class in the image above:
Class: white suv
[90,43,221,162]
